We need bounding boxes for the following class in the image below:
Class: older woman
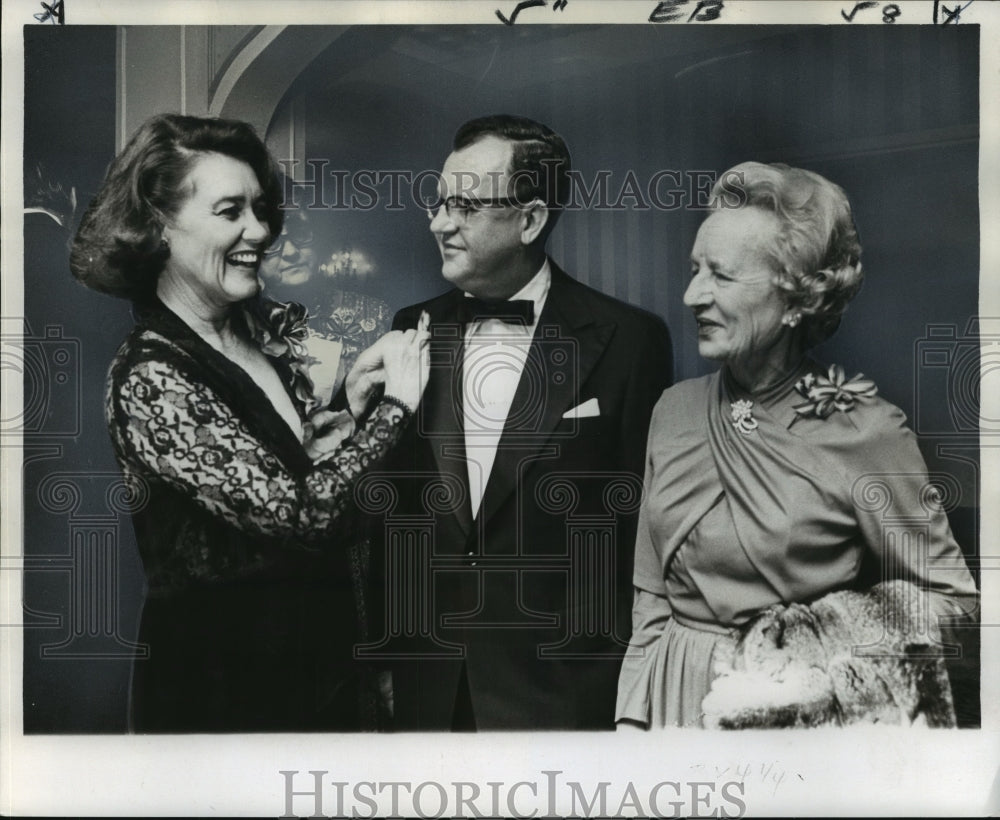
[615,162,977,729]
[70,113,429,732]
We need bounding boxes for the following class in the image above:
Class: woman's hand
[303,409,356,463]
[345,339,387,419]
[345,312,431,417]
[382,312,431,412]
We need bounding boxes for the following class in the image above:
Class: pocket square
[562,397,600,419]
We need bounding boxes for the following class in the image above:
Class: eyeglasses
[425,195,534,225]
[264,220,315,258]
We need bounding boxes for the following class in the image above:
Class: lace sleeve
[114,358,408,542]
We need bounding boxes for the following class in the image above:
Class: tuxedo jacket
[365,262,673,730]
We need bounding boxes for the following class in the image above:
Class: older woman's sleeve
[615,417,672,727]
[849,402,978,622]
[114,358,408,544]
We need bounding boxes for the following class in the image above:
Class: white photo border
[2,1,998,816]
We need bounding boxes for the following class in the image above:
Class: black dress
[106,298,407,732]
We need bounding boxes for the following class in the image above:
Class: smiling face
[428,136,530,299]
[159,152,271,313]
[684,206,799,385]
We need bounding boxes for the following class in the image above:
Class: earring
[160,237,169,251]
[783,313,801,328]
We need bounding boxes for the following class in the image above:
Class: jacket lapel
[476,266,614,529]
[421,294,474,536]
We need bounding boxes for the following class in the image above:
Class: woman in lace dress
[70,114,430,732]
[614,162,977,729]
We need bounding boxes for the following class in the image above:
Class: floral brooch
[730,399,759,435]
[792,364,877,421]
[243,298,318,414]
[246,299,311,360]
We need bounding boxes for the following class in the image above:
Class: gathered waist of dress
[670,610,740,637]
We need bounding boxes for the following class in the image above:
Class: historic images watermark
[2,316,148,658]
[912,317,998,438]
[279,769,748,818]
[277,162,747,213]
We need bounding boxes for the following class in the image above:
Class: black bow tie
[456,297,535,326]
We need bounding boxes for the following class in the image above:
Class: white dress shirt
[462,259,552,519]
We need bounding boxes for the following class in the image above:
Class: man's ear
[519,201,549,246]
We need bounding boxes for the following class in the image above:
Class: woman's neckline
[723,358,812,408]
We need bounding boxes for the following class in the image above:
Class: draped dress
[615,362,977,728]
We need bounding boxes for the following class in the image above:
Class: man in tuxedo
[365,114,673,730]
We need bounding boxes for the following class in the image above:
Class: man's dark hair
[454,114,571,240]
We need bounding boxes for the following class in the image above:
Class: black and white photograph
[2,0,998,815]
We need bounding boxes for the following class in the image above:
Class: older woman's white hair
[711,161,864,347]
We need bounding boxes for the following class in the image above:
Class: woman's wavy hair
[711,161,864,348]
[70,114,284,300]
